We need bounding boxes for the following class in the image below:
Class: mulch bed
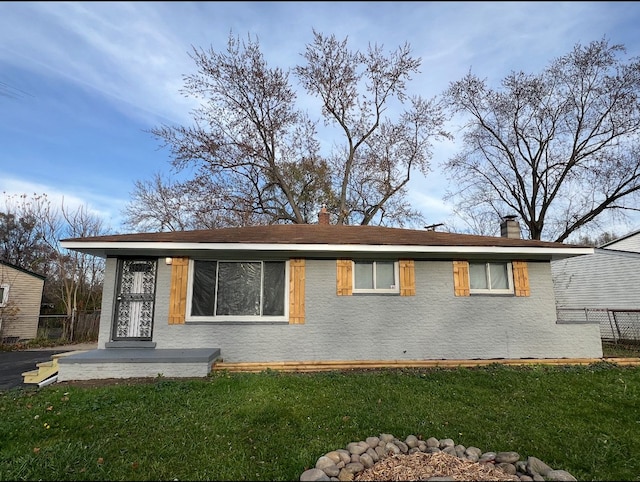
[355,451,519,481]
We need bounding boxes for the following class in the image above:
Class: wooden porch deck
[212,357,640,372]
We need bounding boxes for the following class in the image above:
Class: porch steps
[22,351,88,384]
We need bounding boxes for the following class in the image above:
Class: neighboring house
[552,229,640,341]
[0,260,46,342]
[57,213,599,381]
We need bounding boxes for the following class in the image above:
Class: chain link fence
[557,308,640,345]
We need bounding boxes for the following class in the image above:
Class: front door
[112,258,157,340]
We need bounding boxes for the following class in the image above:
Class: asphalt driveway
[0,349,73,391]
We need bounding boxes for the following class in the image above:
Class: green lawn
[1,363,639,481]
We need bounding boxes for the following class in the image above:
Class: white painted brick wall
[116,258,601,362]
[58,361,210,381]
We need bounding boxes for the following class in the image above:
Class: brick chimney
[500,215,521,239]
[318,204,330,225]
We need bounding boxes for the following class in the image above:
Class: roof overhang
[60,240,594,261]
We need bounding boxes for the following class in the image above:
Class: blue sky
[2,1,640,234]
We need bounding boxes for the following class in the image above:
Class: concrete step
[57,348,220,381]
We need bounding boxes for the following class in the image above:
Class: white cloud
[0,2,197,125]
[0,176,126,230]
[2,1,630,128]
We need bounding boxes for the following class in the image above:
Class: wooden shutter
[399,259,416,296]
[512,260,530,297]
[453,260,470,297]
[289,258,305,324]
[336,259,353,296]
[168,257,189,325]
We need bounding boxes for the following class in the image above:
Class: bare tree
[443,38,640,241]
[130,31,449,230]
[55,202,106,341]
[0,194,57,275]
[146,33,327,227]
[0,193,108,341]
[296,31,450,225]
[123,173,228,232]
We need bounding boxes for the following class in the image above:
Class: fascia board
[61,241,594,258]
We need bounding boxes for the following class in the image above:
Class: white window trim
[352,260,400,294]
[0,284,9,308]
[185,259,289,322]
[469,262,514,295]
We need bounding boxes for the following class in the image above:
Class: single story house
[0,259,46,342]
[552,229,640,342]
[57,214,600,381]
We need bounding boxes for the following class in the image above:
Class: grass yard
[1,363,639,481]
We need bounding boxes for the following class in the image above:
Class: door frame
[111,257,158,341]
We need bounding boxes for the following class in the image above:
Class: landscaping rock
[347,442,367,455]
[344,462,364,474]
[426,436,440,447]
[365,436,379,448]
[546,469,578,481]
[316,456,336,470]
[359,453,374,469]
[479,451,496,463]
[301,468,330,481]
[299,433,579,481]
[496,451,521,464]
[405,434,419,448]
[325,451,342,464]
[526,456,552,476]
[496,462,517,475]
[440,438,455,448]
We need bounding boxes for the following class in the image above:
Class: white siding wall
[601,232,640,253]
[96,257,602,362]
[552,249,640,310]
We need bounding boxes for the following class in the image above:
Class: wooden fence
[38,311,100,342]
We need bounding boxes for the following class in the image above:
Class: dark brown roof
[61,224,584,249]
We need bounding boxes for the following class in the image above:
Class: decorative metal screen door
[112,259,157,340]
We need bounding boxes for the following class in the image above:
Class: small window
[187,260,287,321]
[469,262,513,294]
[353,261,399,293]
[0,284,8,307]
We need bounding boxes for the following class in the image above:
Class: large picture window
[469,262,513,294]
[353,261,399,293]
[188,260,287,320]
